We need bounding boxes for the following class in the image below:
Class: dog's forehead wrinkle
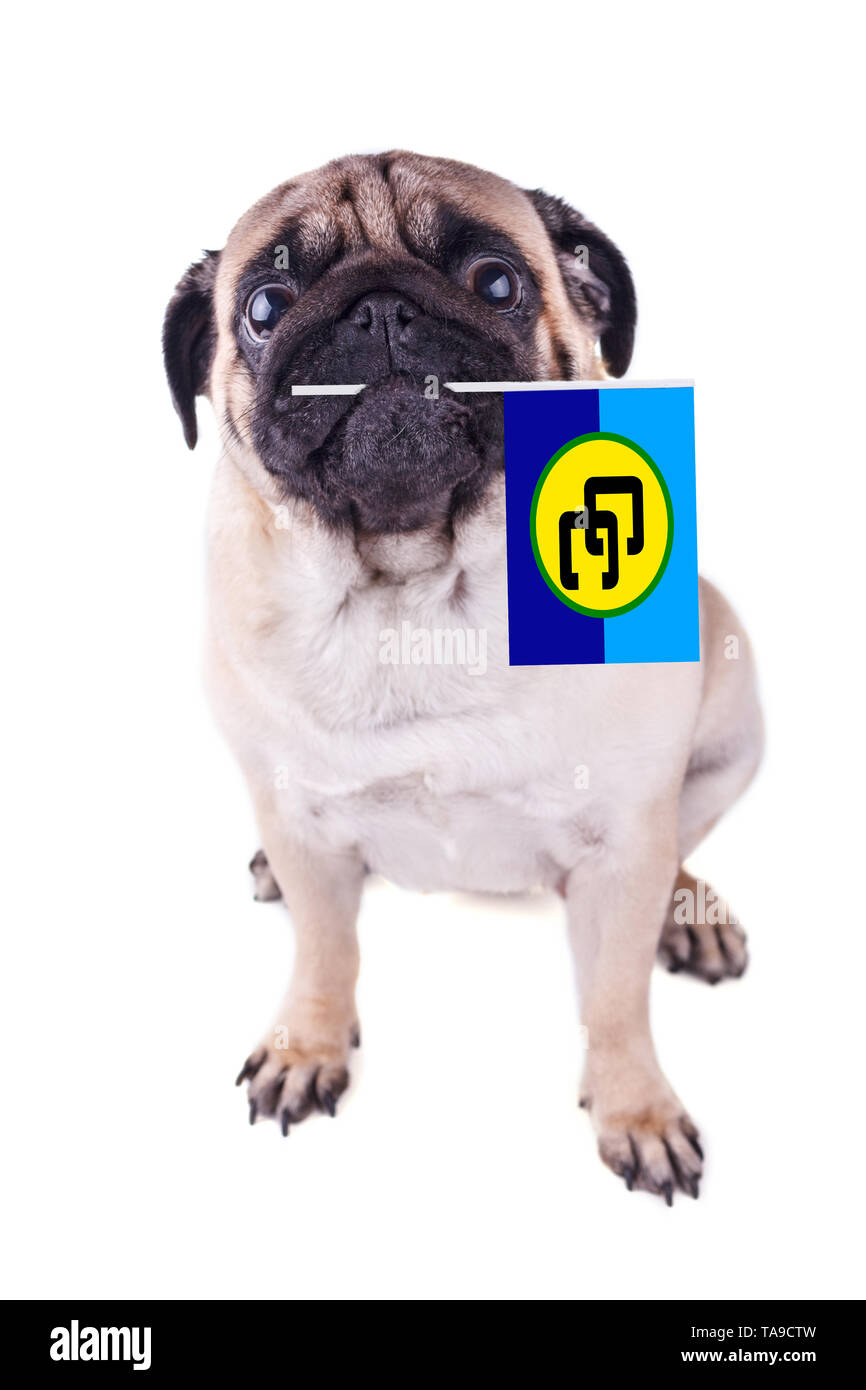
[252,180,407,281]
[297,207,343,263]
[355,169,406,251]
[399,197,439,259]
[224,151,565,299]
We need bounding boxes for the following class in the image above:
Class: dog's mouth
[301,375,505,532]
[254,369,510,534]
[247,265,529,533]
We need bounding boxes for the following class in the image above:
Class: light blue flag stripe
[599,387,700,664]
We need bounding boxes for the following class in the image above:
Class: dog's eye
[466,258,521,310]
[244,284,296,340]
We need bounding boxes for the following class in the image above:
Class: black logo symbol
[558,476,645,591]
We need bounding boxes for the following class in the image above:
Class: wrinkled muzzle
[250,256,531,531]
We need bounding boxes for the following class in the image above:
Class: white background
[3,1,864,1300]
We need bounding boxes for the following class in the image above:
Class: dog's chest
[226,539,614,892]
[209,487,696,895]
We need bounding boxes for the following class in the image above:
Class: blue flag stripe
[503,390,605,665]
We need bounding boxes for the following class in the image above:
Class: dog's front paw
[236,1012,360,1134]
[582,1068,703,1203]
[594,1107,703,1204]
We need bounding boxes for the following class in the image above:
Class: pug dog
[163,152,762,1201]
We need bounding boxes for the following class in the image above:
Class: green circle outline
[529,431,675,619]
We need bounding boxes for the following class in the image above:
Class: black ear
[528,191,636,377]
[162,250,221,449]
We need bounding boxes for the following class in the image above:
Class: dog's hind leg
[249,848,282,902]
[658,579,763,982]
[658,866,748,982]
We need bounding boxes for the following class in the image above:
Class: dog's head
[163,152,635,533]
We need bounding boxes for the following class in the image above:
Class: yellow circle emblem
[530,432,674,617]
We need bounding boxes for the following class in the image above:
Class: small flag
[503,383,700,665]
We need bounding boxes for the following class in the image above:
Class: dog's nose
[346,291,419,345]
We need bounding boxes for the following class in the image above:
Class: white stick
[290,379,693,396]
